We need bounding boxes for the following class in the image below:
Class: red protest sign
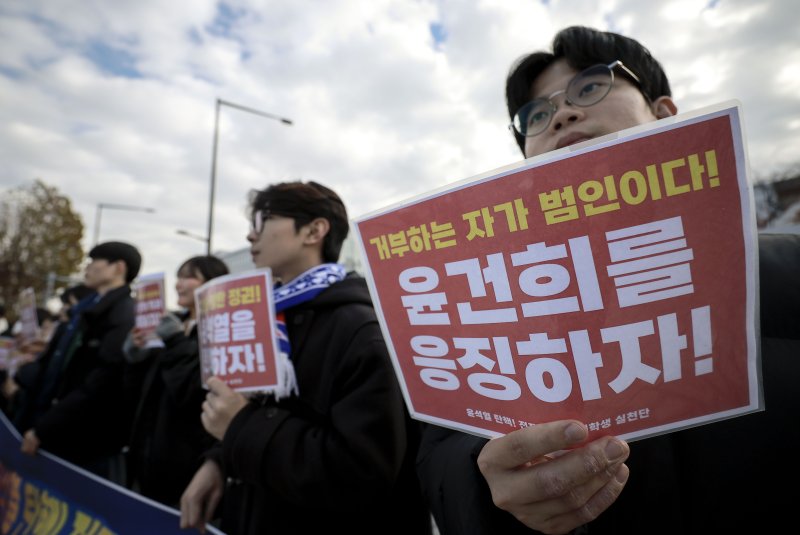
[354,102,759,442]
[133,272,166,338]
[195,269,282,393]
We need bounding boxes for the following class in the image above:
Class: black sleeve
[220,325,412,510]
[35,298,135,445]
[417,424,540,535]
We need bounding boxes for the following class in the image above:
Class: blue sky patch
[206,2,251,59]
[188,27,204,45]
[430,22,447,47]
[0,65,23,80]
[85,40,142,78]
[208,2,245,38]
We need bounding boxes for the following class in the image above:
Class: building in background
[756,175,800,234]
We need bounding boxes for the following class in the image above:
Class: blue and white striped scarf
[272,263,347,398]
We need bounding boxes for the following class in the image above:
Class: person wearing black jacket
[17,241,141,482]
[123,255,229,508]
[416,26,800,535]
[4,284,93,423]
[180,181,431,535]
[418,232,800,535]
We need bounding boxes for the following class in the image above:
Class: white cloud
[1,0,799,308]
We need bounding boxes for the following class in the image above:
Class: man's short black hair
[506,25,672,155]
[248,181,349,263]
[89,241,142,283]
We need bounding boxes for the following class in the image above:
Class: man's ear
[304,218,330,245]
[112,259,128,282]
[652,96,678,119]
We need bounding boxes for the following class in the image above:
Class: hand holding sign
[201,376,249,440]
[477,420,629,533]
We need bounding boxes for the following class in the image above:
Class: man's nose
[549,96,582,132]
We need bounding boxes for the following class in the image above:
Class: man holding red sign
[416,26,800,534]
[180,182,430,535]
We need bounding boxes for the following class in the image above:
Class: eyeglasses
[509,60,643,138]
[251,209,268,235]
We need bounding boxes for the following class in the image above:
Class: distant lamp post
[207,98,293,255]
[176,228,209,245]
[93,202,156,246]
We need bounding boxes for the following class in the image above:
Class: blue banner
[0,410,224,534]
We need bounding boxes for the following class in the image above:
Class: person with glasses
[179,181,432,535]
[417,25,800,534]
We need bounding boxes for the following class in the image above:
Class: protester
[416,25,800,534]
[2,308,54,413]
[3,286,94,414]
[122,255,229,508]
[180,181,431,534]
[13,241,141,482]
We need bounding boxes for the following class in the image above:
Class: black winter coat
[214,275,431,535]
[417,233,800,534]
[27,285,135,465]
[124,322,215,508]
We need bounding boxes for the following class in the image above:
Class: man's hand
[477,420,630,535]
[21,429,41,456]
[201,377,248,441]
[180,459,224,533]
[1,375,19,399]
[18,339,46,355]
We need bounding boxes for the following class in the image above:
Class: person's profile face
[84,258,118,289]
[175,266,205,309]
[522,59,662,159]
[246,214,307,281]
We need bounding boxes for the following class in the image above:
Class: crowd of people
[1,25,798,535]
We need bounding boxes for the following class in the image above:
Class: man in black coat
[17,241,141,482]
[417,26,800,534]
[180,181,431,535]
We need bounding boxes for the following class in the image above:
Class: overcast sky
[1,0,799,308]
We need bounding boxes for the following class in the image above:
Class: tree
[0,180,84,321]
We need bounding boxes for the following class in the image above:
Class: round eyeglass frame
[509,60,642,138]
[250,209,268,235]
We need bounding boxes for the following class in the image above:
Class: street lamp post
[207,98,293,255]
[176,229,209,243]
[93,202,156,246]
